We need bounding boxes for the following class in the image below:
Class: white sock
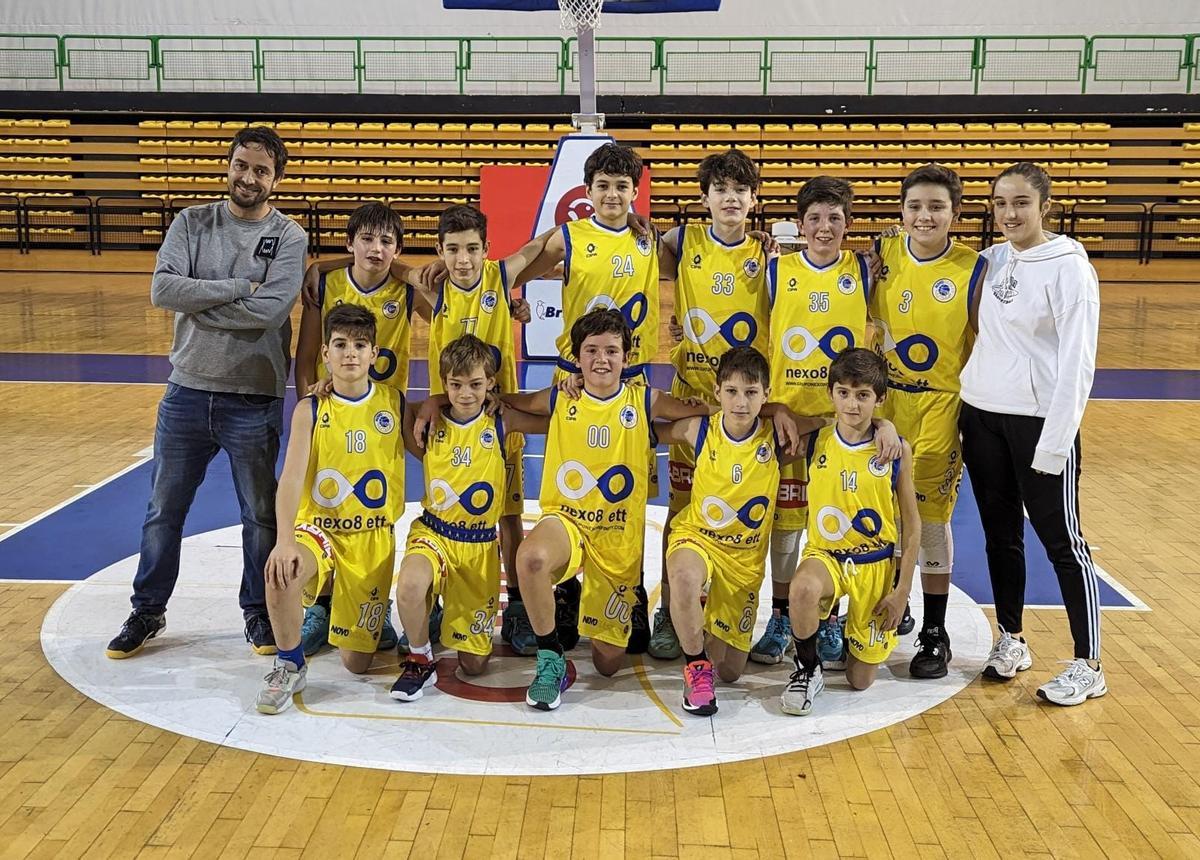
[413,642,433,661]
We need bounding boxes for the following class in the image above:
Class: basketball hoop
[559,0,604,33]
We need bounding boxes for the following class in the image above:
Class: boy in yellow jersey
[753,176,873,669]
[501,309,718,712]
[256,305,414,715]
[871,164,986,679]
[660,347,830,716]
[781,348,920,716]
[650,148,770,661]
[390,335,549,701]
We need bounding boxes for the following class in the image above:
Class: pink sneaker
[682,659,718,716]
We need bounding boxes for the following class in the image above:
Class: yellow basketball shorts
[803,545,898,665]
[539,511,642,648]
[666,527,766,652]
[503,432,525,518]
[773,457,809,532]
[882,387,962,524]
[666,375,718,515]
[403,517,501,657]
[295,523,395,654]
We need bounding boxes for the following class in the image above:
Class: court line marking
[634,583,685,728]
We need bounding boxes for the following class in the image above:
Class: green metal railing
[0,32,1194,95]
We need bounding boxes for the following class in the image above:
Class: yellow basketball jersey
[318,267,414,393]
[428,260,517,397]
[540,383,652,552]
[768,250,870,416]
[420,407,507,534]
[671,224,769,394]
[297,383,406,532]
[673,412,780,565]
[872,233,985,392]
[557,217,660,376]
[804,425,898,559]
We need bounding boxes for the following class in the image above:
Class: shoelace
[400,660,429,682]
[534,652,564,685]
[992,635,1023,661]
[764,614,788,639]
[264,664,291,690]
[686,662,714,697]
[786,666,813,692]
[1052,659,1092,684]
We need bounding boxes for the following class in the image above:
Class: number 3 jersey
[539,383,654,564]
[558,216,659,377]
[804,424,898,560]
[296,383,406,533]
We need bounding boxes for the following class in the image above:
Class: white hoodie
[959,234,1100,476]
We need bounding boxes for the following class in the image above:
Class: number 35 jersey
[296,383,406,533]
[539,383,653,556]
[768,250,870,417]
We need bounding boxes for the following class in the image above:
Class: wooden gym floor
[0,249,1198,858]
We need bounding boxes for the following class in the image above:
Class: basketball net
[559,0,605,133]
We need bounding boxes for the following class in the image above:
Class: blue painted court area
[3,353,1184,608]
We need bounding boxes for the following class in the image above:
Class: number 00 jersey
[871,233,984,393]
[296,383,406,533]
[539,383,653,553]
[671,224,769,395]
[420,407,507,534]
[672,413,781,566]
[558,216,660,377]
[768,250,870,417]
[804,425,899,560]
[428,260,517,397]
[317,267,414,393]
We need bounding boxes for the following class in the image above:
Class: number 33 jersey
[296,383,406,533]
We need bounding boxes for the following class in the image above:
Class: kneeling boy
[781,348,920,716]
[257,305,412,714]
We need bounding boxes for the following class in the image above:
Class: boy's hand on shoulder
[771,406,803,456]
[748,229,780,257]
[873,587,909,633]
[484,389,502,416]
[511,296,532,323]
[668,314,684,344]
[557,372,584,400]
[872,418,903,462]
[419,259,449,291]
[865,225,901,284]
[306,378,335,399]
[627,211,653,238]
[412,397,444,447]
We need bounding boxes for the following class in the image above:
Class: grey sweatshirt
[151,201,307,397]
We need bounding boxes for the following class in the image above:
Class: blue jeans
[131,383,283,618]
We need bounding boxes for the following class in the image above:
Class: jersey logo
[691,253,703,268]
[787,277,798,291]
[743,258,761,278]
[381,300,400,319]
[993,274,1019,304]
[619,405,638,429]
[319,411,331,428]
[867,456,890,478]
[481,290,498,313]
[374,411,396,434]
[585,242,597,257]
[837,273,857,295]
[479,428,496,448]
[756,442,772,463]
[254,236,279,259]
[932,278,957,302]
[636,235,653,256]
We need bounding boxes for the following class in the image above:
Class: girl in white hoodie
[958,163,1105,706]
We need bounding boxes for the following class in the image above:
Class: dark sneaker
[555,576,582,651]
[390,656,439,702]
[626,583,650,654]
[501,600,538,656]
[909,626,952,679]
[896,602,915,636]
[245,613,278,656]
[105,611,165,659]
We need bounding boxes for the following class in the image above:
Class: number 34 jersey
[296,383,406,533]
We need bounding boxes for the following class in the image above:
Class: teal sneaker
[749,613,794,665]
[377,599,399,652]
[501,600,538,656]
[300,604,330,657]
[526,649,569,711]
[397,599,443,655]
[647,607,682,660]
[817,614,847,670]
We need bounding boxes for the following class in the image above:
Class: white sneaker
[780,663,824,716]
[1036,659,1107,706]
[256,658,307,714]
[982,629,1033,681]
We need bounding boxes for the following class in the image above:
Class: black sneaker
[245,613,278,656]
[105,611,165,659]
[896,602,915,636]
[909,626,951,679]
[555,576,582,651]
[626,583,650,655]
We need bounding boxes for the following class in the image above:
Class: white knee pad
[918,519,953,575]
[770,528,802,583]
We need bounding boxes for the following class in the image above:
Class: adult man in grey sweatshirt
[107,126,308,659]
